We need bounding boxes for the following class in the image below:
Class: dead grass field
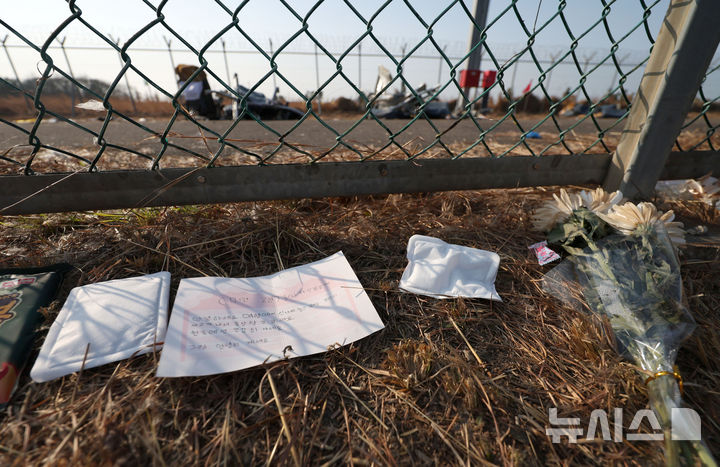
[0,94,368,120]
[0,189,718,465]
[0,95,175,119]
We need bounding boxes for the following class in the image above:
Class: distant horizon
[2,0,718,105]
[0,31,663,102]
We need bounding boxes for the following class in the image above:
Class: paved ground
[0,113,713,171]
[2,114,618,151]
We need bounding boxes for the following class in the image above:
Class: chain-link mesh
[676,58,720,153]
[0,0,714,179]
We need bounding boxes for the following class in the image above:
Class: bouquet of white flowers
[534,188,716,466]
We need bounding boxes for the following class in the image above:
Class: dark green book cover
[0,264,69,405]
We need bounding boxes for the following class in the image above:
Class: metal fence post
[358,42,362,94]
[437,44,447,85]
[2,35,34,114]
[269,38,277,95]
[314,43,322,115]
[607,52,630,98]
[163,36,176,86]
[111,35,138,114]
[545,51,562,96]
[221,38,231,85]
[603,0,720,199]
[454,0,489,115]
[56,37,77,117]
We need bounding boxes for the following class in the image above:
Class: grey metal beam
[465,0,490,72]
[603,0,720,199]
[659,151,720,180]
[3,151,717,216]
[0,155,611,215]
[455,0,490,114]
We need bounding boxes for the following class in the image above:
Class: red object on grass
[459,69,481,88]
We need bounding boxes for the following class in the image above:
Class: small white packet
[30,272,170,382]
[399,235,502,301]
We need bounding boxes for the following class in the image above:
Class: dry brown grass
[0,188,718,465]
[1,94,360,120]
[0,94,174,119]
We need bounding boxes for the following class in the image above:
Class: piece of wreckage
[559,100,627,118]
[174,65,304,120]
[369,66,450,119]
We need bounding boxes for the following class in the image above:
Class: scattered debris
[559,102,626,118]
[175,64,303,120]
[560,102,589,117]
[594,104,626,118]
[369,66,450,119]
[220,74,304,120]
[75,100,106,112]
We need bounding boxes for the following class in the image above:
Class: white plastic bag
[399,235,502,301]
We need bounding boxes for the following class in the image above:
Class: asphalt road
[2,113,714,171]
[2,114,623,156]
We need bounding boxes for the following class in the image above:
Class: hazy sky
[3,0,712,103]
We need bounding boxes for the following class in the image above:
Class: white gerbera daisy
[579,187,623,213]
[532,188,622,232]
[532,189,583,232]
[599,202,685,246]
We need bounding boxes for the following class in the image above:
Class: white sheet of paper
[31,272,170,382]
[156,252,384,377]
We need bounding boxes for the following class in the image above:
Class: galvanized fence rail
[0,0,718,214]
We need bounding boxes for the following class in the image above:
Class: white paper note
[31,272,170,382]
[156,252,384,377]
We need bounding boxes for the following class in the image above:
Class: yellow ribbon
[645,366,683,394]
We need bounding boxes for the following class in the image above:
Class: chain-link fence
[1,0,718,213]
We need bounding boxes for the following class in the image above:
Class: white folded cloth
[399,235,502,301]
[30,272,170,382]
